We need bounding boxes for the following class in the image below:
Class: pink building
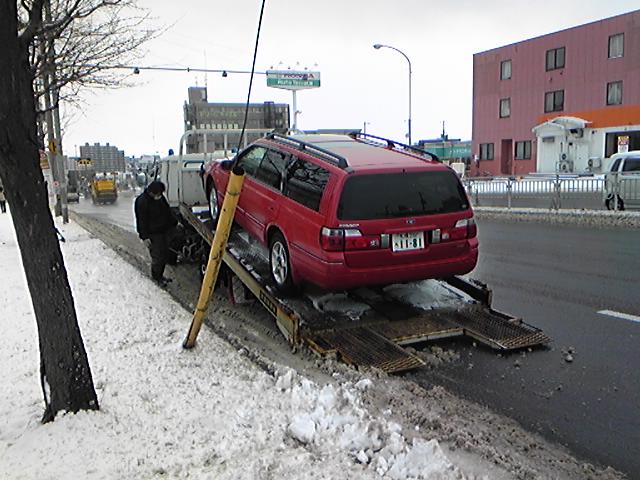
[472,10,640,176]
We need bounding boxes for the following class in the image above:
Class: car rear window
[337,170,469,220]
[622,158,640,172]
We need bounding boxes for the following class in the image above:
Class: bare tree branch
[23,0,157,121]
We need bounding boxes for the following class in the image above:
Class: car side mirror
[220,159,234,171]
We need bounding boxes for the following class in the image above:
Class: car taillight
[320,227,344,251]
[433,218,476,243]
[344,229,381,251]
[320,227,381,251]
[466,218,477,238]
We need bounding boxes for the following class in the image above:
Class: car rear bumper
[293,242,479,291]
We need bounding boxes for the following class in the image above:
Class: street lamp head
[373,44,382,49]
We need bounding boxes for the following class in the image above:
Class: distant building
[473,10,640,176]
[183,86,290,153]
[417,132,471,166]
[79,142,126,172]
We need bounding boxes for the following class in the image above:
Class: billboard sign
[266,70,321,90]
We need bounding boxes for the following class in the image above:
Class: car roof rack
[265,133,350,169]
[348,132,440,162]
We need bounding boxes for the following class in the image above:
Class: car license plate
[392,232,425,252]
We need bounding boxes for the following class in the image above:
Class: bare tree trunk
[0,1,98,422]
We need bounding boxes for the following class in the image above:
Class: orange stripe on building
[538,105,640,128]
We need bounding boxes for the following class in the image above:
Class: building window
[500,59,512,80]
[544,90,564,112]
[515,141,531,160]
[608,33,624,58]
[607,81,623,105]
[499,98,511,118]
[479,143,494,160]
[546,47,565,71]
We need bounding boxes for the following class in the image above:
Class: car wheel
[269,231,296,295]
[207,179,219,226]
[606,195,625,211]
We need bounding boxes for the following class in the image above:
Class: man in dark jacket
[134,181,178,287]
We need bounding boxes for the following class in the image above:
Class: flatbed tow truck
[179,202,550,374]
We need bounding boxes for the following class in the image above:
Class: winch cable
[232,0,267,168]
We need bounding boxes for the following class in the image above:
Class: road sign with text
[266,70,321,90]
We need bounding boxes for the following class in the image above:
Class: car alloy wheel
[271,241,288,285]
[269,231,295,294]
[208,181,219,224]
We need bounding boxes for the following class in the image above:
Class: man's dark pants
[148,231,173,281]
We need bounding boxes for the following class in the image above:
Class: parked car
[604,151,640,210]
[67,170,80,203]
[202,133,478,293]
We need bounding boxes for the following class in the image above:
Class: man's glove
[143,238,152,248]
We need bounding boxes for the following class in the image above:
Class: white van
[604,151,640,210]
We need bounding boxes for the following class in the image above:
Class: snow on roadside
[0,213,480,479]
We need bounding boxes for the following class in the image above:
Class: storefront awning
[532,116,591,136]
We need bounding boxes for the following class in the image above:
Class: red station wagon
[203,133,478,293]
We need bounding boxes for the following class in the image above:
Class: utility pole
[52,86,68,223]
[42,0,68,223]
[40,3,60,218]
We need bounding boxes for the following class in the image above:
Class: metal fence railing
[604,173,640,211]
[463,174,639,211]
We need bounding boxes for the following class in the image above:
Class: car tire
[269,231,296,295]
[207,179,220,227]
[606,195,625,211]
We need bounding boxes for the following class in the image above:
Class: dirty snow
[0,211,486,479]
[383,279,472,310]
[306,291,371,320]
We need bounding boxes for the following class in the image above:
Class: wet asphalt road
[70,190,137,233]
[70,195,640,477]
[409,220,640,477]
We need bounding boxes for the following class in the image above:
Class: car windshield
[337,170,469,220]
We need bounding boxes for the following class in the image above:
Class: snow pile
[307,292,371,320]
[276,368,468,479]
[0,213,476,479]
[383,280,471,310]
[474,206,640,229]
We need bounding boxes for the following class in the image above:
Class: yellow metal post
[183,167,245,349]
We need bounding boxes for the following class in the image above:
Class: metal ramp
[303,306,550,373]
[308,326,425,374]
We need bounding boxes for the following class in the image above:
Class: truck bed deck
[180,203,550,373]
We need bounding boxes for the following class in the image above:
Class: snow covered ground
[0,211,496,479]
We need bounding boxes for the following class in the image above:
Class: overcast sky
[62,1,639,158]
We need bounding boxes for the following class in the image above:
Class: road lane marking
[597,310,640,324]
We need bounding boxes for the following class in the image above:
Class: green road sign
[266,70,321,90]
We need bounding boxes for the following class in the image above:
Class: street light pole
[373,44,412,145]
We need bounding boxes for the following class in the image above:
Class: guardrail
[463,174,639,211]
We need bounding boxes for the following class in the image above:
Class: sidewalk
[0,213,479,479]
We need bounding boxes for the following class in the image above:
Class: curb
[473,207,640,230]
